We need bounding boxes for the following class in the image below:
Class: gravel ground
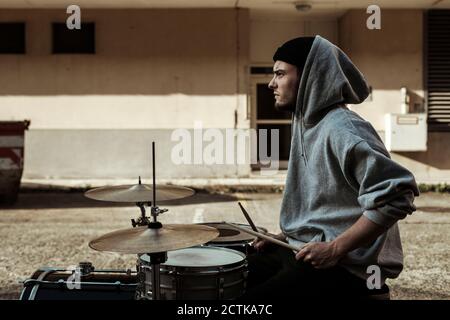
[0,190,449,300]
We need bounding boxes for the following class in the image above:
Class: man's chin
[275,103,295,113]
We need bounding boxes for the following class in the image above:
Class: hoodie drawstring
[299,110,308,167]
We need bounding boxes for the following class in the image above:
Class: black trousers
[239,245,372,300]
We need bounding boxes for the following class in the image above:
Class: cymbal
[199,222,268,243]
[84,184,195,203]
[89,224,219,254]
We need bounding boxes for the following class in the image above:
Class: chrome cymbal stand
[133,142,168,300]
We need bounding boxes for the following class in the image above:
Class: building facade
[0,1,449,184]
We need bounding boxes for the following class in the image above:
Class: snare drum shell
[139,247,248,300]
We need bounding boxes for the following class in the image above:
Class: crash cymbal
[84,184,195,203]
[89,224,219,254]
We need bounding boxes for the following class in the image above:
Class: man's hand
[295,241,343,269]
[295,215,388,269]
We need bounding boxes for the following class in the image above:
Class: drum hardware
[143,251,167,300]
[132,194,151,228]
[20,265,138,300]
[87,142,219,300]
[78,261,95,275]
[25,268,58,301]
[217,266,225,300]
[131,199,168,228]
[20,142,262,300]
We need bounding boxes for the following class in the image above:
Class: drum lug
[243,270,249,292]
[174,271,182,300]
[219,278,225,299]
[217,266,225,299]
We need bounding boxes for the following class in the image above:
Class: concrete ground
[0,190,449,300]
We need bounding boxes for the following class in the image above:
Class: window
[52,22,95,54]
[0,22,25,54]
[425,10,450,132]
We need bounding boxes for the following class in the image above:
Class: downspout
[234,0,240,130]
[234,1,240,176]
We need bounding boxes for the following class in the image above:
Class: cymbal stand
[137,141,167,300]
[130,177,167,228]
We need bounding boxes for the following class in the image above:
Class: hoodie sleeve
[343,140,419,228]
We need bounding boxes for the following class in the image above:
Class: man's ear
[296,67,302,79]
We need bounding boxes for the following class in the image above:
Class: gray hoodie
[280,35,419,284]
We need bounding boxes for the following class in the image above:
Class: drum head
[200,222,267,243]
[140,247,245,268]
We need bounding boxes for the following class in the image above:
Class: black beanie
[273,36,316,70]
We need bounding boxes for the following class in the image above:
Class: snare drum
[200,222,267,255]
[138,246,247,300]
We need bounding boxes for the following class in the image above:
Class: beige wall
[250,10,338,64]
[0,8,253,179]
[0,9,250,130]
[339,9,450,183]
[0,8,342,180]
[2,8,449,182]
[339,9,424,129]
[0,9,338,131]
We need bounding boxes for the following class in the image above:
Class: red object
[0,120,30,204]
[0,120,30,135]
[0,148,22,166]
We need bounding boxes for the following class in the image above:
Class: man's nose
[268,77,276,90]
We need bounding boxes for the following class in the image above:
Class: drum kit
[20,142,270,300]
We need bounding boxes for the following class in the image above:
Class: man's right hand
[252,232,286,252]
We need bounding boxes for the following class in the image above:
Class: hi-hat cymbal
[89,224,219,254]
[84,184,195,203]
[199,222,268,243]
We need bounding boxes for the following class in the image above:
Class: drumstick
[223,222,300,252]
[237,202,259,232]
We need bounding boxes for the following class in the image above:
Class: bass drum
[20,266,138,300]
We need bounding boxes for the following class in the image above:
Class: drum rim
[139,246,246,269]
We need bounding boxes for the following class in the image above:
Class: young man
[241,36,419,299]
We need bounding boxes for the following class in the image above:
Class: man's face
[268,61,300,112]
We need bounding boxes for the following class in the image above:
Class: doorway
[250,69,292,170]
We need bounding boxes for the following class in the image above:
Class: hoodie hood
[296,36,370,125]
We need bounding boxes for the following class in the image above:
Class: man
[241,36,419,299]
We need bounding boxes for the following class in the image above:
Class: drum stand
[132,142,168,300]
[132,203,168,300]
[145,249,167,300]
